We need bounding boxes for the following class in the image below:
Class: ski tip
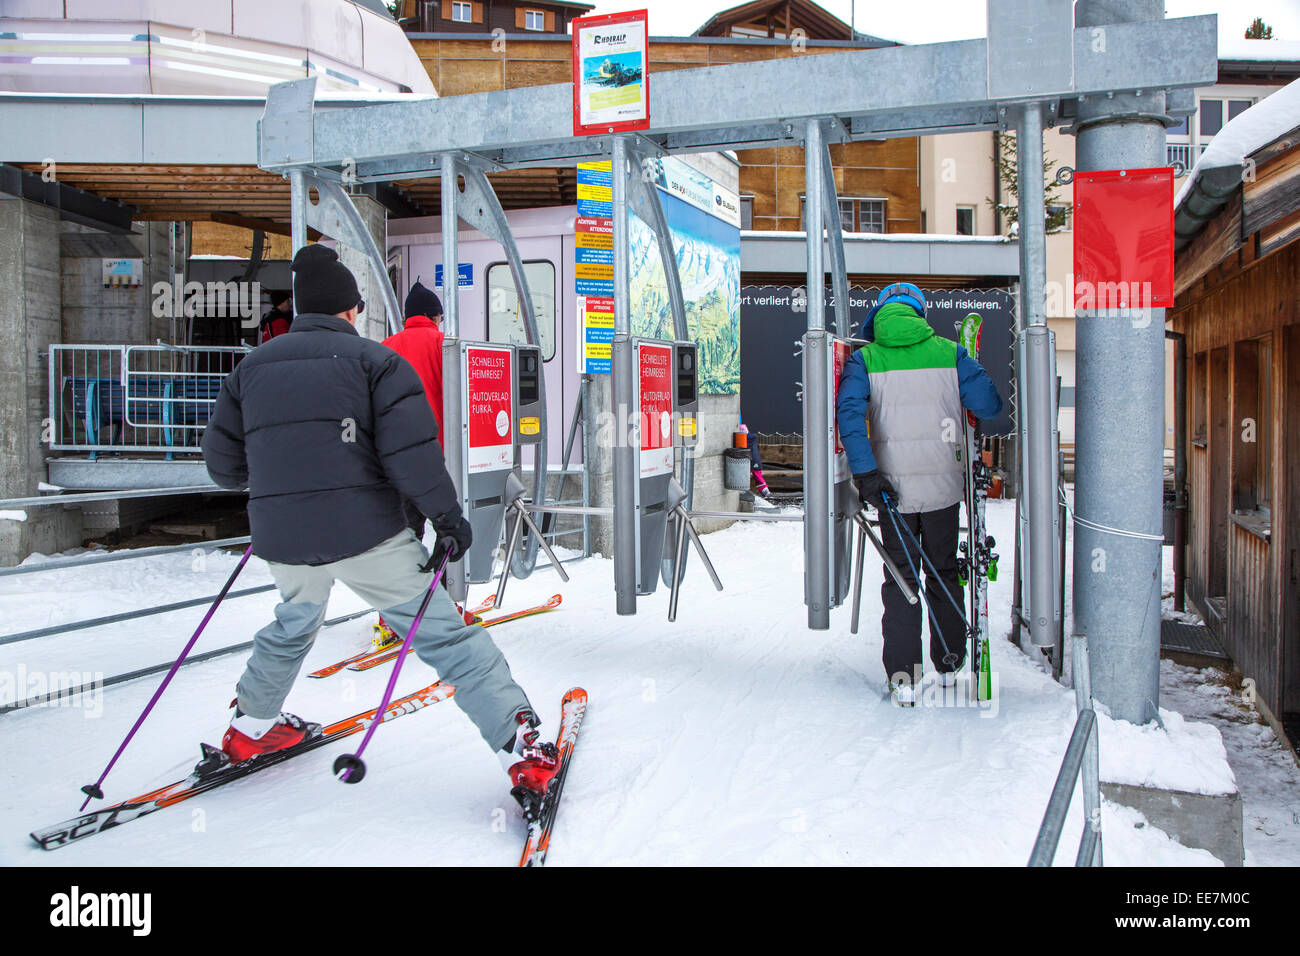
[561,686,587,705]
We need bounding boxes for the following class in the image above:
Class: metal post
[1071,0,1169,724]
[611,135,638,615]
[289,169,307,255]
[1016,102,1058,651]
[668,509,689,623]
[495,506,526,609]
[1056,450,1067,679]
[1073,632,1103,866]
[440,153,460,339]
[804,117,832,630]
[850,515,867,635]
[439,154,466,599]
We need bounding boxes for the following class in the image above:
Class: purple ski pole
[334,541,453,784]
[79,545,254,809]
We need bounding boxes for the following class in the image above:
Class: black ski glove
[421,514,472,571]
[853,470,897,511]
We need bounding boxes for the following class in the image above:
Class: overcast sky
[580,0,1300,45]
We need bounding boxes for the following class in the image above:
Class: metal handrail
[1029,633,1103,866]
[0,535,251,579]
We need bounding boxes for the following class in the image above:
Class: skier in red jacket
[383,280,445,448]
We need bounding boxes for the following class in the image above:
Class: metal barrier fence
[49,344,248,455]
[1029,633,1103,867]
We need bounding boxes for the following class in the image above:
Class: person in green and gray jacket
[835,282,1002,707]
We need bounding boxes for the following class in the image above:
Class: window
[1228,99,1252,122]
[1199,99,1223,138]
[486,260,556,362]
[836,198,855,233]
[857,199,886,233]
[451,1,472,22]
[955,206,975,236]
[803,196,887,234]
[740,195,754,230]
[524,9,545,30]
[1168,114,1189,137]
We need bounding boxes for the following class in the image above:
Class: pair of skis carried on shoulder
[957,313,997,702]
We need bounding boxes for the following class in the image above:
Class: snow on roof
[1217,37,1300,62]
[1175,77,1300,209]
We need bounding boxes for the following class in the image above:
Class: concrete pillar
[1071,0,1169,724]
[0,197,83,564]
[335,194,391,342]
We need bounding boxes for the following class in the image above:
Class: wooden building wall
[404,1,582,36]
[408,36,921,232]
[739,140,920,233]
[1170,234,1300,715]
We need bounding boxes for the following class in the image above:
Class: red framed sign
[637,341,674,478]
[465,344,513,474]
[572,9,649,136]
[1073,167,1175,310]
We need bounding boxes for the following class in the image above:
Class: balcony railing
[1167,143,1206,178]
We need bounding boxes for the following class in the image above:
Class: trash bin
[723,447,750,491]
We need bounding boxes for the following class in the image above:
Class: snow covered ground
[1,499,1296,866]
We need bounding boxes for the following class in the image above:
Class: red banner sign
[1073,167,1175,310]
[638,342,674,478]
[465,345,513,473]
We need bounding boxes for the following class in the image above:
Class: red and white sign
[572,9,649,137]
[637,342,674,478]
[465,345,513,474]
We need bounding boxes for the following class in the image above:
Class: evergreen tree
[987,132,1071,235]
[1245,18,1274,39]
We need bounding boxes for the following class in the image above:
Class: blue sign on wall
[434,263,474,288]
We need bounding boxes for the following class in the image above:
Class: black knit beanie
[291,244,361,316]
[404,280,443,320]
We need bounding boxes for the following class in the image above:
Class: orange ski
[31,681,454,850]
[308,595,496,679]
[519,687,587,867]
[347,594,563,674]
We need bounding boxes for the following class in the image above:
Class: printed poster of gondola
[572,9,649,136]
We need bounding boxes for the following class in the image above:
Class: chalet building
[1169,82,1300,737]
[398,0,916,233]
[696,0,884,41]
[394,0,592,36]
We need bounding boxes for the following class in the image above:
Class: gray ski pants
[236,529,531,752]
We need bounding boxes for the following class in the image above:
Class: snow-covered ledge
[1098,708,1242,865]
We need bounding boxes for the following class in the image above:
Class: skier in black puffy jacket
[201,244,560,811]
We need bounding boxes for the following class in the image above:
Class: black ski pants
[877,502,965,685]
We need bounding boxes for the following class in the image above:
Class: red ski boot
[502,710,560,821]
[221,712,318,763]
